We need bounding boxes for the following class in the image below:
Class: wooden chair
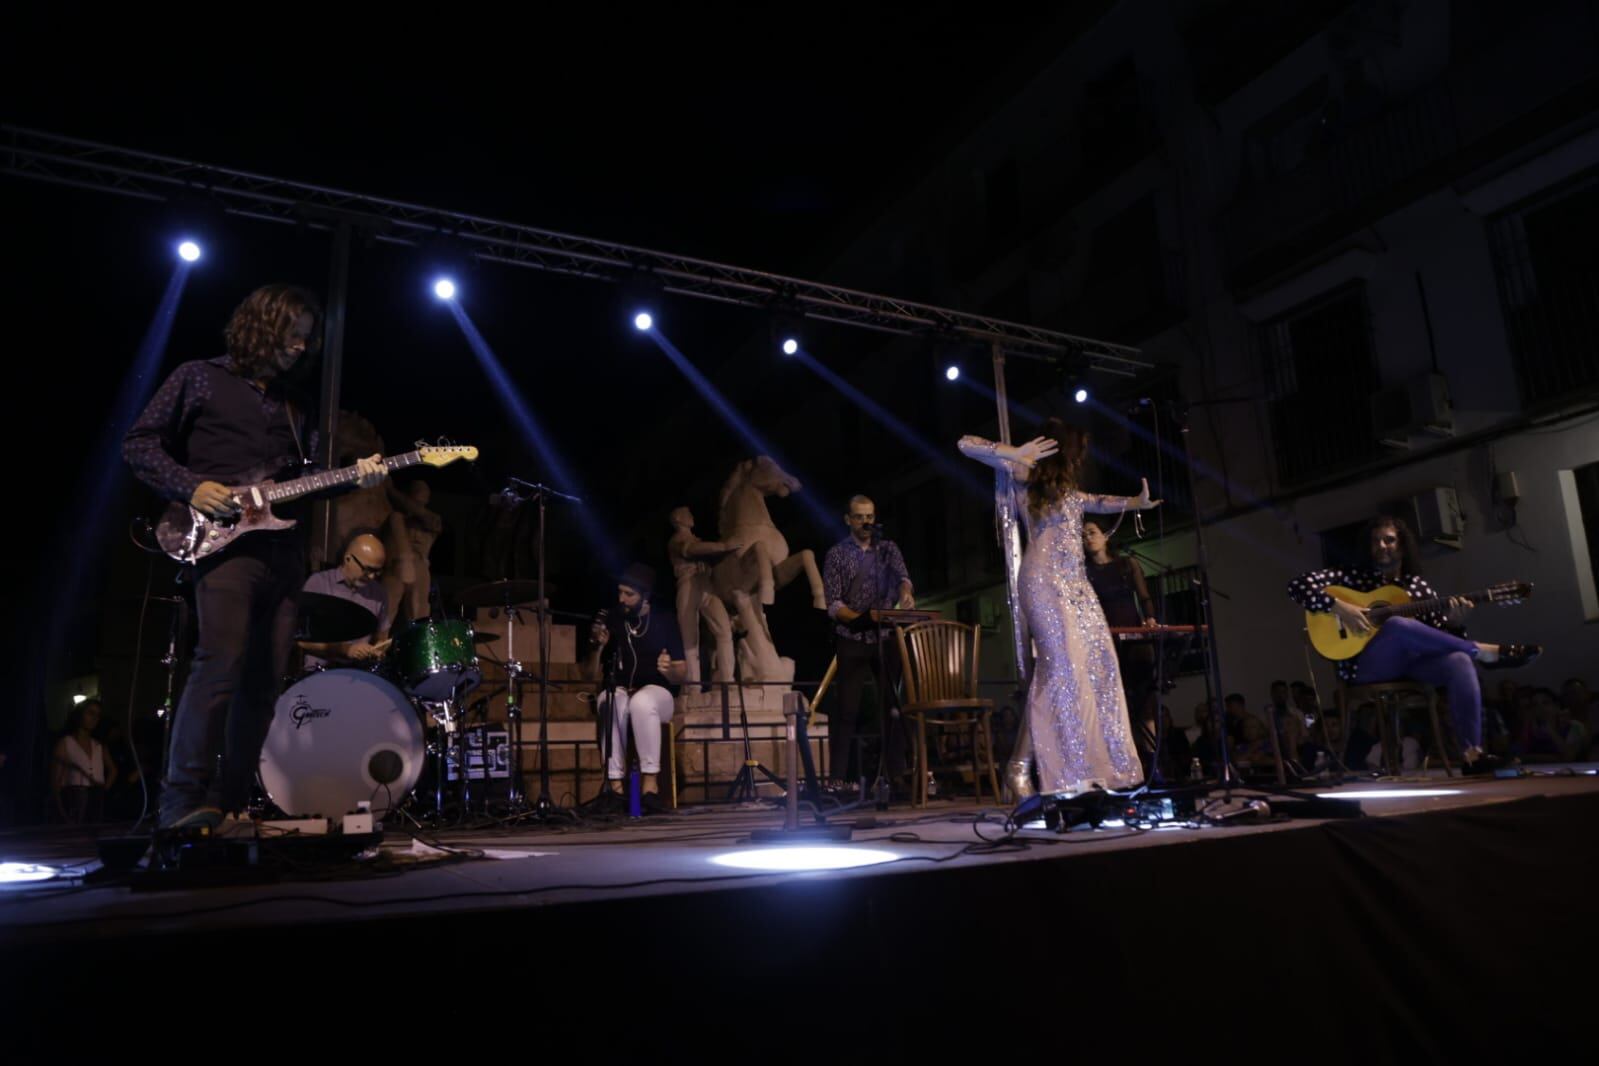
[1337,680,1455,777]
[893,621,1002,807]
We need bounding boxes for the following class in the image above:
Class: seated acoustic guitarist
[1288,515,1538,775]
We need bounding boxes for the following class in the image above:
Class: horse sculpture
[709,456,825,682]
[712,455,825,611]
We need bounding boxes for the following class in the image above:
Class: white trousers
[598,685,676,778]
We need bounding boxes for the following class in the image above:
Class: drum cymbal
[456,579,553,609]
[295,592,377,644]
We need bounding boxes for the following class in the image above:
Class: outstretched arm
[1079,478,1162,514]
[957,435,1058,483]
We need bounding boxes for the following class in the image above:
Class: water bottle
[1313,750,1329,780]
[1188,756,1203,783]
[875,777,891,810]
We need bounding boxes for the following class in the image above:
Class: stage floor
[5,766,1597,941]
[8,767,1599,1056]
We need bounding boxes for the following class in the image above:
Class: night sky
[4,8,1115,691]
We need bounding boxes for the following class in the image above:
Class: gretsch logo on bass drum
[291,696,332,729]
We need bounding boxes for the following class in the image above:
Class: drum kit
[258,579,554,825]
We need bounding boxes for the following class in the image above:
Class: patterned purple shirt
[823,537,911,643]
[123,356,317,502]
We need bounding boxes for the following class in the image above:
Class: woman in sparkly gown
[958,420,1161,796]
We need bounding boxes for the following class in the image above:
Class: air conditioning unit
[1407,487,1464,550]
[1371,372,1453,448]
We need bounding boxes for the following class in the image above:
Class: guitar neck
[264,451,423,504]
[1385,588,1494,618]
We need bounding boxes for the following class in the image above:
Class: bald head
[341,533,387,585]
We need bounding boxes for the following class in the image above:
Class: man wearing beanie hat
[582,562,687,812]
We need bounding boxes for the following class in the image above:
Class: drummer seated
[298,532,391,669]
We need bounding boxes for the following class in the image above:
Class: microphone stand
[866,523,899,810]
[1114,544,1212,787]
[595,613,626,813]
[1168,398,1240,788]
[499,477,581,822]
[152,594,188,795]
[724,621,787,804]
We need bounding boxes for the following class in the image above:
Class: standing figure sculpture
[667,506,744,687]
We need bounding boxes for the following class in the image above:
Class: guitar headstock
[1486,581,1533,606]
[418,445,479,468]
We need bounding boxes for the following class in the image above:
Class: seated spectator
[1561,679,1594,752]
[1519,688,1566,761]
[1366,716,1423,773]
[52,698,116,824]
[1224,692,1273,771]
[1189,701,1221,777]
[1345,702,1381,770]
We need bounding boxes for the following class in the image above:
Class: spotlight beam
[443,299,619,568]
[1087,398,1310,569]
[792,349,987,499]
[38,259,196,803]
[956,376,1045,429]
[644,329,835,533]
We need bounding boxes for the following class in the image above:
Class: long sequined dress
[1020,490,1144,795]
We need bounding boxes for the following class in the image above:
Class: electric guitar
[1305,580,1532,661]
[155,445,478,565]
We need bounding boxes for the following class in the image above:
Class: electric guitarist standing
[1287,514,1539,775]
[123,284,388,829]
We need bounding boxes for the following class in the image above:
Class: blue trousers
[1354,617,1481,750]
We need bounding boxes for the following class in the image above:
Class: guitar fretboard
[265,451,424,504]
[1379,588,1496,618]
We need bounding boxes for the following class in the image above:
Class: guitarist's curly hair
[224,284,322,380]
[1367,514,1424,577]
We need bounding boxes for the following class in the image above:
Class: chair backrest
[895,620,982,706]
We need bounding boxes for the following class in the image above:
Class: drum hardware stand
[389,798,425,830]
[501,605,530,810]
[423,694,474,824]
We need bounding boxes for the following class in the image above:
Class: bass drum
[261,669,425,820]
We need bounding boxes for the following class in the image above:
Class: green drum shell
[393,618,480,699]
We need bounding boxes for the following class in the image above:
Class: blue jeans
[161,537,302,823]
[1354,617,1482,750]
